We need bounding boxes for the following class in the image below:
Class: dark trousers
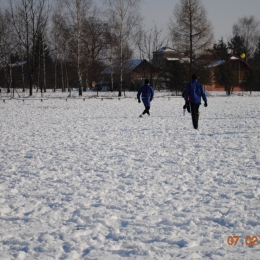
[142,106,150,115]
[190,103,200,129]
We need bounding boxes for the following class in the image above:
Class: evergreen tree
[213,38,229,60]
[228,35,246,57]
[252,38,260,64]
[246,38,260,92]
[214,62,237,95]
[241,68,260,92]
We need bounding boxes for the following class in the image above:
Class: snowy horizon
[1,91,260,259]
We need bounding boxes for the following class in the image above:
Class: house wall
[204,84,243,91]
[131,61,159,82]
[205,59,248,91]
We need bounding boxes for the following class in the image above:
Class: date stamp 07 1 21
[227,236,258,246]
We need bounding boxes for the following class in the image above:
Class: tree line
[0,0,260,97]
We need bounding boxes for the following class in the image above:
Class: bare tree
[51,11,70,92]
[50,11,65,92]
[58,0,94,96]
[35,28,50,94]
[81,14,107,91]
[105,0,143,96]
[137,23,169,82]
[103,13,119,92]
[232,16,260,60]
[169,0,213,74]
[9,0,51,96]
[0,10,6,68]
[0,9,15,93]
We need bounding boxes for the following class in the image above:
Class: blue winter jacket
[137,84,154,107]
[183,79,207,104]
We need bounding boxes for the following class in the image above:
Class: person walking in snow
[183,74,207,129]
[182,90,190,113]
[137,79,154,117]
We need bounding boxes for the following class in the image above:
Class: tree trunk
[54,59,57,92]
[21,61,25,92]
[9,60,13,93]
[78,74,83,96]
[38,45,42,93]
[110,48,114,92]
[65,63,70,93]
[61,61,65,92]
[43,41,46,92]
[119,17,123,97]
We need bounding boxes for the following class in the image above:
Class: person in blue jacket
[137,79,154,117]
[183,74,207,129]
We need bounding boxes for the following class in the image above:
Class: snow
[1,91,260,259]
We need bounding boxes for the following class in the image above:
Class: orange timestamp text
[227,236,258,246]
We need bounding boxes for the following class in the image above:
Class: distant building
[101,59,159,91]
[151,47,189,91]
[204,55,251,91]
[152,47,189,68]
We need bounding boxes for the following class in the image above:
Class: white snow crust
[0,91,260,259]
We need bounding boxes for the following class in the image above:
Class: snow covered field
[0,91,260,259]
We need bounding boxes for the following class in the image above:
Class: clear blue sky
[142,0,260,42]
